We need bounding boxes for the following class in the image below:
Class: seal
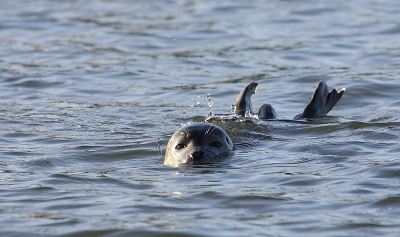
[164,80,346,167]
[164,123,235,167]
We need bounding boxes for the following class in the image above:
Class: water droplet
[231,104,236,114]
[245,110,252,118]
[206,93,213,108]
[205,93,214,116]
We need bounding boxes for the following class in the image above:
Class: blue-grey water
[1,1,400,236]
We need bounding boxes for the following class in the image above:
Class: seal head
[164,123,235,167]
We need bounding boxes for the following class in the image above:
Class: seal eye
[210,141,222,148]
[175,144,186,150]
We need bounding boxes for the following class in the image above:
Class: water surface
[1,1,400,236]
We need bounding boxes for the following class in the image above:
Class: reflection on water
[1,0,400,236]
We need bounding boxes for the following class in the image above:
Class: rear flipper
[233,82,258,116]
[294,81,345,119]
[258,104,277,120]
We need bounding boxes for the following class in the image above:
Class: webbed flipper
[294,81,345,119]
[233,82,258,116]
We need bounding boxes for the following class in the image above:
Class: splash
[245,110,258,119]
[231,104,236,114]
[206,93,213,108]
[190,95,202,107]
[245,110,252,118]
[206,93,214,117]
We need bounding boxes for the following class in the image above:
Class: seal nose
[190,150,206,160]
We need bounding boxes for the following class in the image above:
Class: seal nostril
[191,150,205,160]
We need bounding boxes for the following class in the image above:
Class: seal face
[164,123,235,167]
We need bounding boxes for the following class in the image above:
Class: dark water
[1,1,400,236]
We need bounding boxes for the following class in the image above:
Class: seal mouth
[180,150,215,164]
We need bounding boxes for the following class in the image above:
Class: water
[1,0,400,236]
